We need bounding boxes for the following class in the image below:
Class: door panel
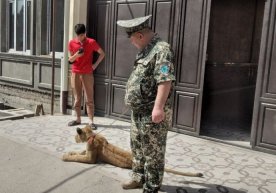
[267,38,276,94]
[94,1,112,78]
[174,92,199,132]
[252,0,276,154]
[177,0,208,87]
[256,103,276,150]
[113,1,149,81]
[152,0,173,42]
[88,0,113,114]
[111,0,150,118]
[111,84,131,118]
[173,0,211,135]
[94,82,109,115]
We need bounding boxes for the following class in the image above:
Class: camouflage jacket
[125,34,175,111]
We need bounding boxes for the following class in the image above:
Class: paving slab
[0,115,276,193]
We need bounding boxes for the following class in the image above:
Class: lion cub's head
[75,125,95,143]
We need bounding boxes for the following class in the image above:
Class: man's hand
[75,51,84,58]
[152,81,172,123]
[92,48,105,70]
[92,64,97,70]
[152,107,165,123]
[69,51,83,63]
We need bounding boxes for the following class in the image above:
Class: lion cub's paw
[68,151,77,155]
[62,153,71,161]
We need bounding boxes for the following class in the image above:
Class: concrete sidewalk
[0,136,140,193]
[0,115,276,193]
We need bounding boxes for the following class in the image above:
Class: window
[46,0,65,54]
[8,0,32,53]
[52,0,64,53]
[26,0,31,50]
[6,0,64,55]
[8,1,15,49]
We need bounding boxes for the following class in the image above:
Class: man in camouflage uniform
[117,15,175,193]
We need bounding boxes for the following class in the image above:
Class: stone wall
[0,84,60,114]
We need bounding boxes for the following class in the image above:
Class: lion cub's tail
[164,168,203,177]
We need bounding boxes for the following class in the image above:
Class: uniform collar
[136,34,161,60]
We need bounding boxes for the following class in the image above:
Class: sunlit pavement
[1,115,276,193]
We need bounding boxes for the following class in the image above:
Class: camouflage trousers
[130,107,172,192]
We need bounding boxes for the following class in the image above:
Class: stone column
[61,0,88,114]
[68,0,88,40]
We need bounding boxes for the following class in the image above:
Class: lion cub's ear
[76,128,83,135]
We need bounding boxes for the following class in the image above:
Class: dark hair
[74,24,86,35]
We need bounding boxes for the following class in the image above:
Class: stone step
[0,108,34,121]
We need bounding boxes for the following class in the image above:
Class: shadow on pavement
[161,183,247,193]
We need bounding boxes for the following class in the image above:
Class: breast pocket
[125,72,143,107]
[138,62,156,101]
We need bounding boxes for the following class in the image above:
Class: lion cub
[62,125,132,168]
[62,125,203,177]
